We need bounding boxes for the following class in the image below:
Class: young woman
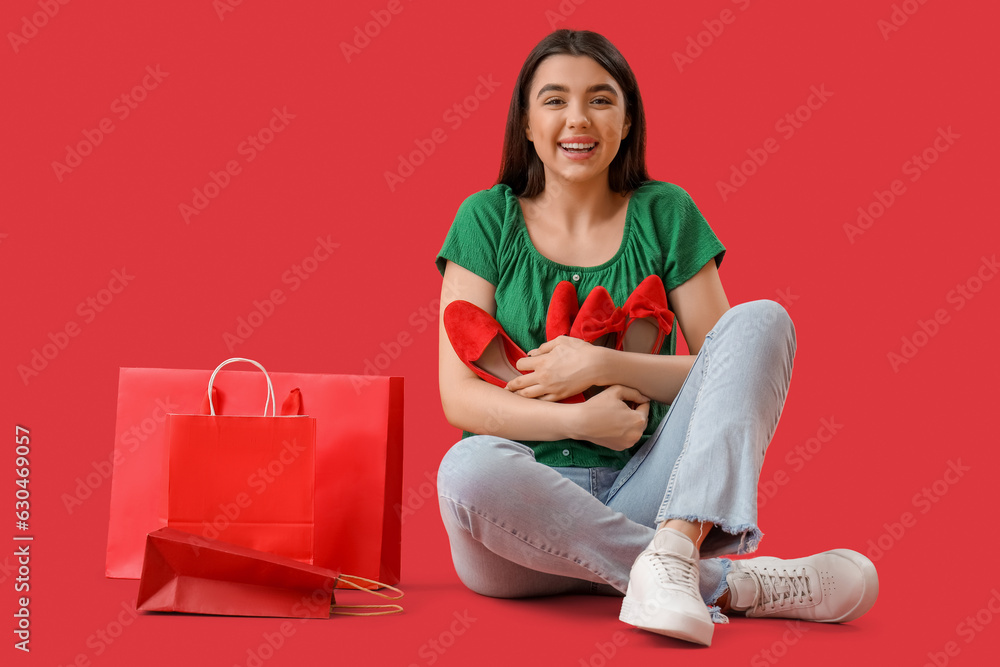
[433,29,877,647]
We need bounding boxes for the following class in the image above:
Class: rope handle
[331,575,404,616]
[207,358,276,416]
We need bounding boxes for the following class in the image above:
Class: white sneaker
[726,549,879,622]
[619,528,714,646]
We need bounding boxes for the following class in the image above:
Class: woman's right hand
[570,385,651,451]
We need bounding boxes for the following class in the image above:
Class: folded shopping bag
[137,528,402,617]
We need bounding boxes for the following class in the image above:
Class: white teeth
[560,142,596,150]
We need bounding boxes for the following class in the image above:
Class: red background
[3,0,998,665]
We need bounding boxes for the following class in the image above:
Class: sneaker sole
[619,595,714,646]
[822,549,879,623]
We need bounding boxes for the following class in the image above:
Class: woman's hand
[569,385,650,451]
[506,336,608,401]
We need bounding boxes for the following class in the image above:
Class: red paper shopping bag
[137,528,337,618]
[165,359,317,562]
[106,359,403,583]
[137,528,403,617]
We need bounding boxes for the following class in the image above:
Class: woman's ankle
[715,588,748,616]
[659,519,710,549]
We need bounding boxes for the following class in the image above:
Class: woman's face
[523,54,630,190]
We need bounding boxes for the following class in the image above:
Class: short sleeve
[653,183,726,291]
[435,186,507,284]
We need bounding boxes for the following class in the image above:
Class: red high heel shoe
[570,286,626,348]
[444,300,585,404]
[619,275,674,355]
[546,281,579,341]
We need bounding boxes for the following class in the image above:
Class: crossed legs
[437,300,796,610]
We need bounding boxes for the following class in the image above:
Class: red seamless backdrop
[2,1,998,665]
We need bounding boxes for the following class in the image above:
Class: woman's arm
[509,260,731,405]
[600,259,730,402]
[438,260,649,450]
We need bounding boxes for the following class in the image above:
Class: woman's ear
[524,122,533,142]
[622,117,631,139]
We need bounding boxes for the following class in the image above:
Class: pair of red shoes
[547,275,675,355]
[443,275,674,403]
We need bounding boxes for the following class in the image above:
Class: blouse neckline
[507,182,650,274]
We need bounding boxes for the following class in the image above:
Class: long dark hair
[498,29,648,198]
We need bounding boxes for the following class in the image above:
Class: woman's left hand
[506,336,608,401]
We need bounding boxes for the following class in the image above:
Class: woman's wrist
[454,382,588,443]
[591,350,698,405]
[561,401,586,441]
[591,345,617,387]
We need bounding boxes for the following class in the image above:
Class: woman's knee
[436,435,533,499]
[718,299,796,356]
[452,564,522,599]
[450,544,588,599]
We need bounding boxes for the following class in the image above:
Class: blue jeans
[436,300,796,619]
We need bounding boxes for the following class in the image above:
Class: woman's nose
[567,101,590,128]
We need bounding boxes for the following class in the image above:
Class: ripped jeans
[436,300,796,621]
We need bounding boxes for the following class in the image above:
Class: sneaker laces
[748,567,813,613]
[649,551,699,599]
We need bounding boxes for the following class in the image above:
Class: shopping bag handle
[207,358,276,416]
[199,386,305,416]
[331,575,404,616]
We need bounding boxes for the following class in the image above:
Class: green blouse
[435,179,726,469]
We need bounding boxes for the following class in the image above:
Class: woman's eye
[541,96,613,106]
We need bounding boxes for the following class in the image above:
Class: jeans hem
[704,557,733,624]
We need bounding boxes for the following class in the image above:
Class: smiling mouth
[559,142,598,153]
